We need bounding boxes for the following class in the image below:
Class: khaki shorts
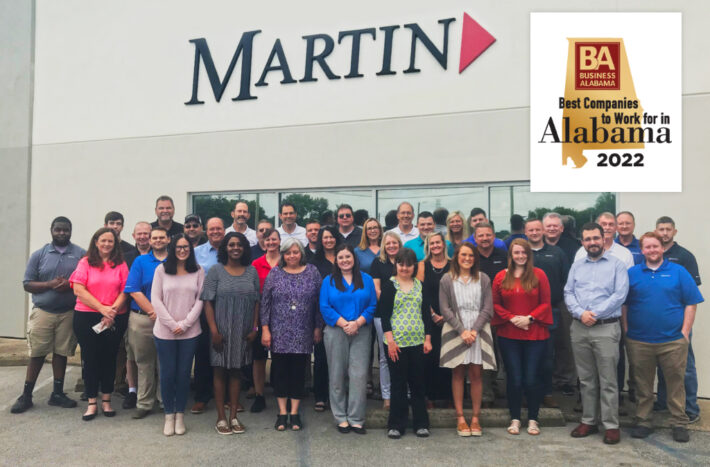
[27,307,77,358]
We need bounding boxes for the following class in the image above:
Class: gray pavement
[1,367,709,466]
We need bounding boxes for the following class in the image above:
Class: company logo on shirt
[185,12,495,105]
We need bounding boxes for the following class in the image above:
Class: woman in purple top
[261,238,323,431]
[151,234,204,436]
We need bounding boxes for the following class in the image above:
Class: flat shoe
[101,398,116,417]
[215,419,232,435]
[82,402,98,421]
[231,418,246,434]
[507,419,521,435]
[337,424,351,434]
[351,425,367,435]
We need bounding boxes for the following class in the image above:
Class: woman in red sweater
[492,239,552,436]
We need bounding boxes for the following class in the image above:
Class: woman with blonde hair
[491,238,552,436]
[416,232,452,407]
[355,218,382,274]
[445,211,468,253]
[369,230,403,409]
[439,242,495,437]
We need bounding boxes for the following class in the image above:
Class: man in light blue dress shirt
[565,222,629,445]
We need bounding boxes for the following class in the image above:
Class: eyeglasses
[258,228,269,232]
[184,223,200,229]
[338,213,352,219]
[175,245,191,251]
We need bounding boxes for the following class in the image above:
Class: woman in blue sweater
[320,244,377,434]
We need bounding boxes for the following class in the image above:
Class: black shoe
[80,392,89,402]
[122,392,137,409]
[10,395,33,414]
[101,398,116,417]
[337,424,351,434]
[82,402,97,421]
[561,384,575,397]
[250,395,266,413]
[672,426,689,443]
[48,392,78,408]
[132,408,152,419]
[631,425,652,439]
[290,414,302,431]
[628,389,637,403]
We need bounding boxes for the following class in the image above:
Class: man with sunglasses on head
[336,204,362,247]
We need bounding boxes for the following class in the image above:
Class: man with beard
[12,217,85,413]
[225,200,257,246]
[565,223,629,445]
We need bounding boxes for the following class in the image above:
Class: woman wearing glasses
[151,234,204,436]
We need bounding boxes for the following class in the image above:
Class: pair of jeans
[498,336,547,421]
[386,344,429,433]
[656,336,698,417]
[155,335,199,414]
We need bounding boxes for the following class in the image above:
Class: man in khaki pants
[624,232,704,443]
[124,227,169,418]
[12,217,85,414]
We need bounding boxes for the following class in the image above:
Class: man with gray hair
[389,202,419,243]
[543,212,580,265]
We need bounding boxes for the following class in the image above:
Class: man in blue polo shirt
[615,211,643,265]
[624,232,703,443]
[123,227,169,419]
[464,208,507,250]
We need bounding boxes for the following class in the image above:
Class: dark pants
[313,340,329,403]
[193,312,213,403]
[499,336,547,421]
[425,325,451,401]
[155,335,199,414]
[386,344,429,433]
[272,353,309,399]
[543,308,559,395]
[73,311,128,398]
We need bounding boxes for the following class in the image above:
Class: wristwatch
[528,316,534,323]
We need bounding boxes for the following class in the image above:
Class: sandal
[82,401,97,421]
[231,417,246,434]
[290,414,302,431]
[101,396,116,417]
[215,419,232,435]
[527,420,540,436]
[507,419,521,435]
[275,414,288,431]
[456,413,471,437]
[314,401,326,412]
[470,417,482,437]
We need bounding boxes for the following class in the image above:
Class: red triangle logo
[459,13,496,73]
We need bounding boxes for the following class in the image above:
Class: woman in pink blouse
[151,234,204,436]
[70,228,128,421]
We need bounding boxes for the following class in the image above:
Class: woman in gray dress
[201,232,260,435]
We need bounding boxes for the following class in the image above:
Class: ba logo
[574,42,620,90]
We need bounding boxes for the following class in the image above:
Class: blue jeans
[498,336,547,421]
[656,337,698,417]
[155,335,199,414]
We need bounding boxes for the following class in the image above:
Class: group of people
[12,196,703,444]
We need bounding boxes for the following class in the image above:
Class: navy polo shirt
[664,242,701,286]
[625,260,704,344]
[124,251,165,311]
[615,236,643,265]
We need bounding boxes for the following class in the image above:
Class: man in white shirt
[276,202,308,246]
[225,200,257,247]
[388,201,419,243]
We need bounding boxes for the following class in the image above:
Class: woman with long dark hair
[151,234,204,436]
[70,228,128,421]
[201,232,260,435]
[416,232,452,407]
[319,244,377,434]
[492,238,552,436]
[439,242,495,437]
[308,225,342,412]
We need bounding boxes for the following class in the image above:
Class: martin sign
[185,12,495,105]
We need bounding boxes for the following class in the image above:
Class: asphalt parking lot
[1,366,709,466]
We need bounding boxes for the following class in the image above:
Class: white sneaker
[164,414,175,436]
[175,413,186,435]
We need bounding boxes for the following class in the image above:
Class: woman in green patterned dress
[379,247,433,439]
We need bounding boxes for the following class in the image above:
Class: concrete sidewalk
[2,337,708,432]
